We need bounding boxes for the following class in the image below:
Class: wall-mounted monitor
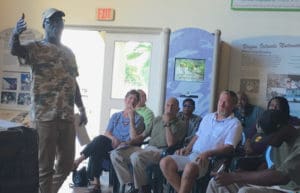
[174,58,205,82]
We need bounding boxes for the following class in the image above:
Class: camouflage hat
[42,8,65,20]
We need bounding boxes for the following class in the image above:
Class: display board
[231,0,300,11]
[229,36,300,117]
[165,28,220,117]
[0,28,42,111]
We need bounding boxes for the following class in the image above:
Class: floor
[58,171,113,193]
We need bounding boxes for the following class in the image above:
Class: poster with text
[229,36,300,117]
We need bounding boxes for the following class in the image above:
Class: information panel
[229,36,300,117]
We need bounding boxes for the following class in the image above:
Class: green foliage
[124,42,152,87]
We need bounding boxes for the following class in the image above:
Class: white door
[99,28,170,133]
[63,26,170,136]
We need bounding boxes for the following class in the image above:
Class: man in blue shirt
[234,91,264,139]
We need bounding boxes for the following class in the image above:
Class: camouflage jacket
[21,40,78,122]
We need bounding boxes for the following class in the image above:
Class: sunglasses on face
[183,104,194,108]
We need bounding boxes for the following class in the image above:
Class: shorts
[169,152,209,178]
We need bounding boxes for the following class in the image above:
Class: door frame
[65,25,170,133]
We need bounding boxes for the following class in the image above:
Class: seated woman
[73,89,145,193]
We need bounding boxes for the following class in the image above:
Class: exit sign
[97,8,115,21]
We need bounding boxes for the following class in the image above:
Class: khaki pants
[35,119,75,193]
[110,145,162,189]
[206,178,288,193]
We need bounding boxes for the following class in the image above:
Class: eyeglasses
[45,17,65,24]
[183,104,194,108]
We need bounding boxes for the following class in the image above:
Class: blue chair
[265,146,273,168]
[264,146,300,193]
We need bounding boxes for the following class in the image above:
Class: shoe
[126,185,139,193]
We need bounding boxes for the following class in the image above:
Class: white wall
[2,1,300,42]
[1,0,300,93]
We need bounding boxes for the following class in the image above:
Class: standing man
[110,97,187,193]
[160,90,242,193]
[10,8,88,193]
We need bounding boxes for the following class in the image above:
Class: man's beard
[218,110,228,117]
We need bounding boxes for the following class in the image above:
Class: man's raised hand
[13,13,27,35]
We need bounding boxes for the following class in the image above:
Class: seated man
[234,91,264,139]
[242,96,300,157]
[177,98,202,144]
[160,90,242,193]
[207,109,300,193]
[110,97,187,193]
[135,89,155,129]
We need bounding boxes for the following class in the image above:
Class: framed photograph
[231,0,300,11]
[0,71,31,109]
[20,73,31,91]
[2,77,17,91]
[267,74,300,102]
[240,79,260,93]
[1,91,17,104]
[2,71,18,91]
[174,58,205,82]
[17,93,31,105]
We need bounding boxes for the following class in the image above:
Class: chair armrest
[233,154,265,171]
[208,153,236,172]
[160,143,183,158]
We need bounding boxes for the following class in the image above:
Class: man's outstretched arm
[212,169,290,187]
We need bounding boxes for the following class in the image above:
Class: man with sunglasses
[10,8,87,193]
[177,98,202,144]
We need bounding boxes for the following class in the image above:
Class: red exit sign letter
[97,8,115,21]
